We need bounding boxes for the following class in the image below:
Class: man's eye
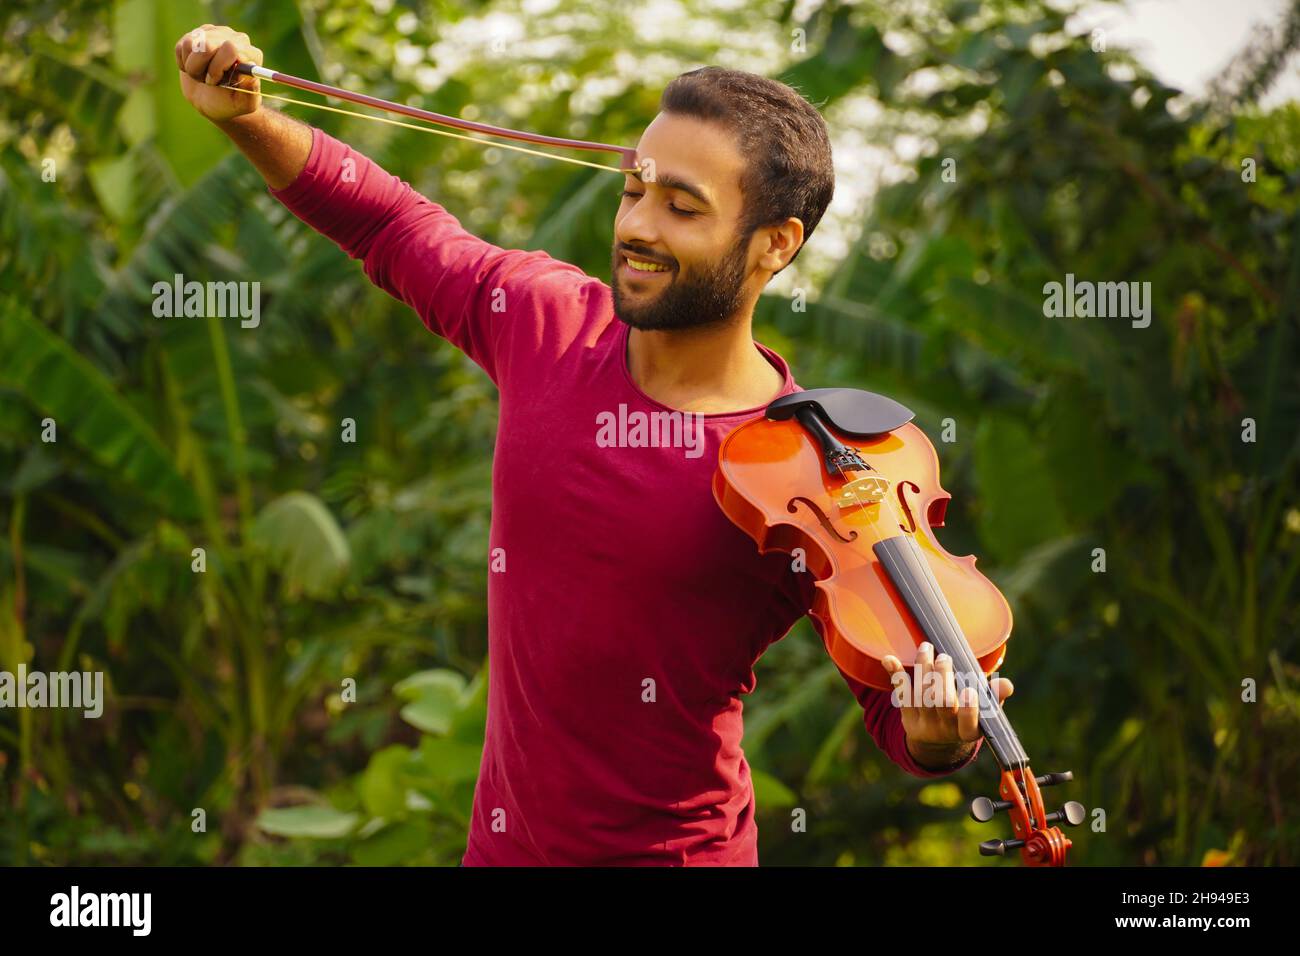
[620,191,695,217]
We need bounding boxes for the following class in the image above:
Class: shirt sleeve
[268,126,600,387]
[838,665,984,778]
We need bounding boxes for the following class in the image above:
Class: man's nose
[615,202,659,249]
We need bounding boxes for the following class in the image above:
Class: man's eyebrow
[631,170,715,210]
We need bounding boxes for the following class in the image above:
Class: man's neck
[625,320,786,415]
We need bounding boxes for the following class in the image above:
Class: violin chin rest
[766,387,915,437]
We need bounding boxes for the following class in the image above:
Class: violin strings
[222,83,637,175]
[841,453,1042,832]
[836,448,1026,772]
[898,530,1027,769]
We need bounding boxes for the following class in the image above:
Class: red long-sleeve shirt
[270,127,982,865]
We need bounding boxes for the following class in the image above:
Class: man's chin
[612,290,669,331]
[616,310,723,333]
[616,312,676,332]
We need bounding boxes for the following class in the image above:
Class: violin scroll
[971,767,1086,865]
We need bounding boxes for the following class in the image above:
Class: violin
[713,387,1084,865]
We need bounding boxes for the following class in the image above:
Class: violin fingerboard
[873,534,1030,772]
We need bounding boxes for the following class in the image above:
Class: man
[176,25,1012,866]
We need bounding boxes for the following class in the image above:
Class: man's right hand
[175,25,263,123]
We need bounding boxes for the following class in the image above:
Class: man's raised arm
[174,24,598,387]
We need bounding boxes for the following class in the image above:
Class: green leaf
[113,0,229,185]
[528,171,617,259]
[256,805,359,839]
[952,32,1000,72]
[252,491,351,598]
[87,150,139,225]
[779,19,894,106]
[997,534,1092,613]
[400,694,457,735]
[415,736,483,785]
[447,663,488,743]
[1040,385,1133,524]
[973,417,1069,563]
[359,745,412,819]
[350,819,434,866]
[395,669,467,735]
[0,296,199,520]
[751,769,798,808]
[6,444,62,495]
[394,669,467,702]
[95,149,260,340]
[25,42,128,149]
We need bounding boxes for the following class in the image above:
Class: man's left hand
[882,641,1013,767]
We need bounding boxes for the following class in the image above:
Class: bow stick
[219,61,642,176]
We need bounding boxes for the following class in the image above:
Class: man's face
[610,112,758,332]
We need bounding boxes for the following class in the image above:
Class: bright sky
[1073,0,1300,106]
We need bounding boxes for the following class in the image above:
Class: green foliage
[248,667,484,865]
[0,296,200,519]
[253,491,351,599]
[751,0,1300,866]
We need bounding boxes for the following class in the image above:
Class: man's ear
[762,218,805,274]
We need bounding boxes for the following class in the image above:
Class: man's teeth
[626,256,669,272]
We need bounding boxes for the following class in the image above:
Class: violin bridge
[835,475,890,509]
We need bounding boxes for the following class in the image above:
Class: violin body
[713,388,1083,865]
[713,413,1011,692]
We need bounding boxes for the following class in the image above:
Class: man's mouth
[621,253,672,276]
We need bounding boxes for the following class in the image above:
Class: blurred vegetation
[0,0,1297,866]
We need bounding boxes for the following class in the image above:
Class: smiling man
[177,24,1007,866]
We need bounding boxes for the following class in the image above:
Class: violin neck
[874,534,1031,772]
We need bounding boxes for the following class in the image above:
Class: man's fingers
[914,641,933,703]
[206,40,240,85]
[882,655,912,709]
[233,45,263,90]
[957,686,980,739]
[935,653,957,708]
[178,29,203,71]
[183,47,213,81]
[992,677,1014,703]
[179,26,240,80]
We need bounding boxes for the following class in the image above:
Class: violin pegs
[1045,801,1087,827]
[971,773,1081,864]
[1036,770,1074,788]
[979,837,1026,857]
[969,795,1013,823]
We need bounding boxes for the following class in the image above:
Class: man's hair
[659,66,835,270]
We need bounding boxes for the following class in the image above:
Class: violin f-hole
[787,496,858,544]
[896,480,921,533]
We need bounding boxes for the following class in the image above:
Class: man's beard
[611,231,752,332]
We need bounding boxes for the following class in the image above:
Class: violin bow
[219,61,643,177]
